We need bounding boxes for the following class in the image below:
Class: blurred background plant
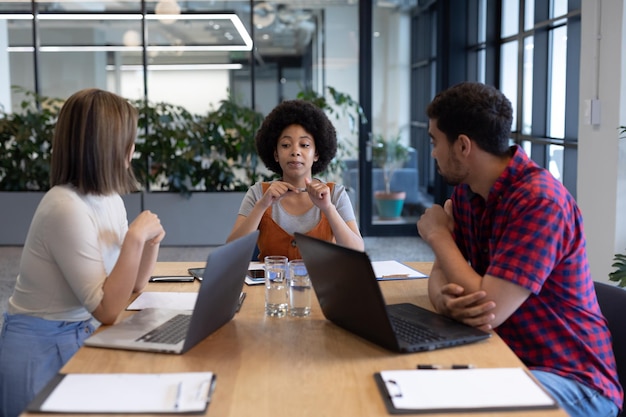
[0,87,62,191]
[297,86,366,183]
[609,251,626,288]
[0,86,363,196]
[609,124,625,288]
[132,94,271,197]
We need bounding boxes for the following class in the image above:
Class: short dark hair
[50,88,139,195]
[426,82,513,156]
[255,99,337,176]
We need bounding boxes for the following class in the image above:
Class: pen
[288,187,307,192]
[417,364,475,369]
[381,274,410,279]
[173,381,183,410]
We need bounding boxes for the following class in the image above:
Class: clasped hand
[261,179,331,210]
[438,283,496,332]
[129,210,166,246]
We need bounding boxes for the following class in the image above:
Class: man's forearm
[426,234,482,293]
[427,262,448,313]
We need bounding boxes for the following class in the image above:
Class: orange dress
[256,182,335,261]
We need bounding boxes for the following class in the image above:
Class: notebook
[293,233,490,353]
[84,231,259,354]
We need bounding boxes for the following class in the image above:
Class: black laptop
[84,231,259,354]
[294,233,490,353]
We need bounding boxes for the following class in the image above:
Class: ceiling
[3,0,413,58]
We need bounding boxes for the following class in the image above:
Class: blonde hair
[50,88,139,195]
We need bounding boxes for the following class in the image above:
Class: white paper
[126,292,198,311]
[371,260,427,280]
[249,261,264,270]
[380,368,555,410]
[41,372,214,413]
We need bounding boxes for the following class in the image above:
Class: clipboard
[27,372,216,414]
[374,368,558,414]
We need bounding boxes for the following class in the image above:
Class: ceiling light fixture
[154,0,181,24]
[106,63,244,71]
[253,2,276,29]
[4,13,253,52]
[122,30,142,47]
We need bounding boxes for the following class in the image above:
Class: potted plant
[130,94,270,245]
[371,131,411,219]
[0,87,61,191]
[0,89,70,245]
[0,86,363,245]
[199,94,271,191]
[0,88,266,245]
[609,250,626,288]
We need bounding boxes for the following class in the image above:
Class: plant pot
[374,191,406,219]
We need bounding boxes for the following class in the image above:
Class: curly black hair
[426,82,513,156]
[255,99,337,176]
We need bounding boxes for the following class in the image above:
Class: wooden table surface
[22,262,566,417]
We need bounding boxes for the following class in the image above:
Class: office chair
[594,281,626,416]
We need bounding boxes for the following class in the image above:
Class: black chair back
[594,281,626,416]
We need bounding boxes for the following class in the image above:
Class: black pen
[173,381,183,410]
[417,364,475,369]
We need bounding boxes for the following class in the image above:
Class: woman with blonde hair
[0,88,166,417]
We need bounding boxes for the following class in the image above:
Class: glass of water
[264,255,288,317]
[288,259,312,317]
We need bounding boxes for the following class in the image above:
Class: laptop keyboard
[136,314,190,344]
[389,314,446,345]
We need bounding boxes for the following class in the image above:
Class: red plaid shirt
[451,145,623,409]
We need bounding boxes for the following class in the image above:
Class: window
[410,0,581,205]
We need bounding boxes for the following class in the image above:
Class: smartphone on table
[149,275,195,283]
[247,269,264,280]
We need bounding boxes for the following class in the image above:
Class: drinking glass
[264,255,288,317]
[288,259,312,317]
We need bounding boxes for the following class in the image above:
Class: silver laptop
[84,231,259,354]
[294,233,490,353]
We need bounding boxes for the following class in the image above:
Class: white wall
[578,0,626,283]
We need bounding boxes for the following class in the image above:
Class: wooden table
[23,262,566,417]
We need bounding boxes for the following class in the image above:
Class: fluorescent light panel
[106,63,243,71]
[9,45,249,52]
[0,13,252,51]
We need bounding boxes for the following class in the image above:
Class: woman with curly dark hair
[227,99,363,260]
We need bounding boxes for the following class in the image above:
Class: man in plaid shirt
[417,82,622,417]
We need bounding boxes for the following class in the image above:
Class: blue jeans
[531,370,619,417]
[0,313,95,417]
